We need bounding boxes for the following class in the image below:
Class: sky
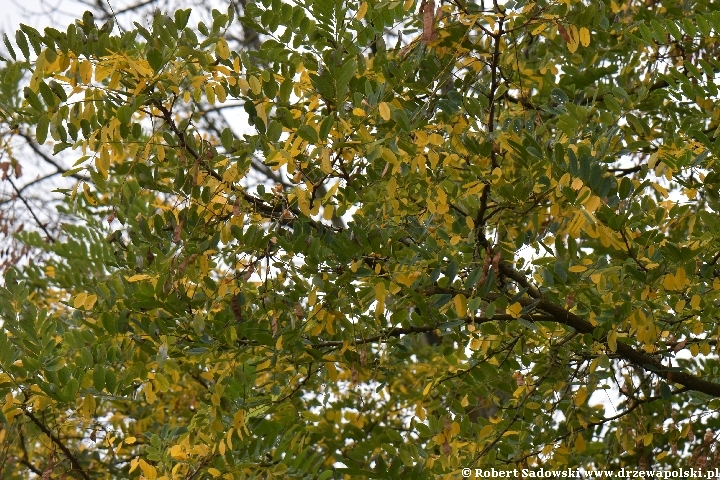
[4,0,79,34]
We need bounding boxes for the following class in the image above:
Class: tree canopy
[2,0,720,477]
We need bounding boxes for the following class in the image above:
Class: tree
[2,0,720,477]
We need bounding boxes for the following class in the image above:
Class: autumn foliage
[2,0,720,477]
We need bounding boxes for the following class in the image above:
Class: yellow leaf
[690,294,701,309]
[144,382,156,404]
[375,282,386,318]
[83,294,97,310]
[579,27,591,47]
[169,445,186,460]
[478,424,494,439]
[83,183,97,205]
[453,294,468,317]
[571,177,583,190]
[567,25,579,53]
[81,394,96,417]
[79,60,93,84]
[575,433,586,452]
[428,133,444,146]
[233,410,246,430]
[97,148,110,179]
[352,107,366,117]
[216,38,230,60]
[663,274,675,291]
[374,282,386,303]
[675,267,687,288]
[208,468,222,477]
[653,183,669,198]
[139,460,157,480]
[126,274,151,282]
[507,302,522,319]
[491,167,502,183]
[568,265,587,273]
[357,2,368,20]
[583,195,601,213]
[125,436,137,444]
[249,76,261,95]
[74,292,87,309]
[607,330,617,352]
[404,0,414,10]
[531,23,546,35]
[574,386,588,406]
[387,176,397,197]
[321,148,332,173]
[378,101,391,121]
[205,84,216,104]
[423,381,434,396]
[643,433,653,446]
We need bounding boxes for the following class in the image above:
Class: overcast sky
[4,0,75,34]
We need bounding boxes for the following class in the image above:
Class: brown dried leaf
[421,0,438,44]
[231,294,243,323]
[41,456,55,480]
[442,440,451,456]
[173,220,183,243]
[492,250,502,274]
[193,161,200,185]
[558,24,570,43]
[351,366,358,388]
[243,264,255,282]
[566,292,575,309]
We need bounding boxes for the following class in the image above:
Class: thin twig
[22,408,90,480]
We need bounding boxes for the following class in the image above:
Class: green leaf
[175,8,192,29]
[15,30,30,60]
[36,114,49,144]
[221,127,234,151]
[93,366,106,391]
[604,94,621,114]
[147,48,163,72]
[3,34,16,60]
[4,62,20,85]
[297,125,318,144]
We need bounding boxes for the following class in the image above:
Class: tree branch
[22,408,90,480]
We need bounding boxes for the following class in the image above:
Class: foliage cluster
[2,0,720,477]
